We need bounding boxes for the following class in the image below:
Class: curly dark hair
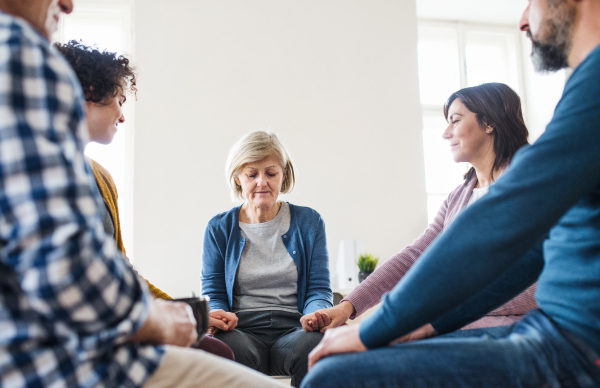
[53,40,137,103]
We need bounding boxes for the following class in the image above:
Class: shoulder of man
[0,11,86,115]
[561,45,600,99]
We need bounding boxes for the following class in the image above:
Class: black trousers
[215,310,323,387]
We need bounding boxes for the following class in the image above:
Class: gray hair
[529,0,575,73]
[226,131,296,200]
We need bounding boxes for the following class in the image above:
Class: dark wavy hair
[53,40,137,103]
[443,83,529,184]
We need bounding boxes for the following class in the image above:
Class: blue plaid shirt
[0,12,163,388]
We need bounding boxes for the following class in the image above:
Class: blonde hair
[226,131,296,200]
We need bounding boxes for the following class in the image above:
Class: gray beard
[530,33,569,72]
[528,5,575,73]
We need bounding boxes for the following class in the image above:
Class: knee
[300,358,335,387]
[287,332,323,366]
[292,332,323,354]
[214,331,260,368]
[195,336,235,361]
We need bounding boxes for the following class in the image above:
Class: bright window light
[418,22,524,223]
[55,1,135,259]
[417,27,461,106]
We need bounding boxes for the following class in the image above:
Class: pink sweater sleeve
[343,177,538,322]
[342,192,451,318]
[487,283,537,316]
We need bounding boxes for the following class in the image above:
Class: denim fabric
[202,203,333,315]
[303,310,600,388]
[215,310,323,387]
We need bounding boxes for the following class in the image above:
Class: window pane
[465,30,520,93]
[417,26,461,105]
[427,194,447,225]
[58,3,134,257]
[63,22,124,53]
[60,17,128,202]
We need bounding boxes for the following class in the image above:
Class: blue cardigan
[201,203,333,315]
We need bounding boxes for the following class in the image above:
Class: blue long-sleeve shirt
[360,44,600,354]
[201,203,333,315]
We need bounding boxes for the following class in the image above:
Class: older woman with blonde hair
[201,131,333,386]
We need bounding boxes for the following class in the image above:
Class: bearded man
[303,1,600,387]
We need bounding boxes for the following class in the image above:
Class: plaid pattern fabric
[0,12,162,388]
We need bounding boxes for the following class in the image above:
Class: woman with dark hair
[301,82,537,338]
[443,82,530,185]
[54,40,236,361]
[54,40,169,298]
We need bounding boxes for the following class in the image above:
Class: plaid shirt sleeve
[0,17,151,355]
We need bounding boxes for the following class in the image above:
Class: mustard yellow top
[91,159,172,300]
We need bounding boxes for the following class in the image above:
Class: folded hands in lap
[208,309,238,335]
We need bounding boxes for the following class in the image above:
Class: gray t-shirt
[232,202,299,314]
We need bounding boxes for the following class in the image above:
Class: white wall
[133,0,426,297]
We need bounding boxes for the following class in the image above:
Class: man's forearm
[129,299,164,344]
[432,240,544,334]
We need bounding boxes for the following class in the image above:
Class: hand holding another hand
[300,301,355,333]
[300,310,331,332]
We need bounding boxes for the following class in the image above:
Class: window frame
[54,0,137,260]
[418,20,527,222]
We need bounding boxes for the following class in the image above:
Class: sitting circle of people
[201,130,332,386]
[1,0,600,387]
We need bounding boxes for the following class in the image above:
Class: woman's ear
[486,125,494,134]
[234,176,240,186]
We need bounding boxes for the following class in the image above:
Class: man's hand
[390,323,438,344]
[308,324,367,369]
[130,299,197,347]
[301,301,355,332]
[207,309,238,335]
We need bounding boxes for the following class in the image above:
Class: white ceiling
[417,0,527,26]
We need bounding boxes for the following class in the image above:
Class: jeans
[215,310,323,387]
[302,310,600,388]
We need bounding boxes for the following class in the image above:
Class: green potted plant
[357,253,378,283]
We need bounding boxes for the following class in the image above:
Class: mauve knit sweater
[343,175,538,330]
